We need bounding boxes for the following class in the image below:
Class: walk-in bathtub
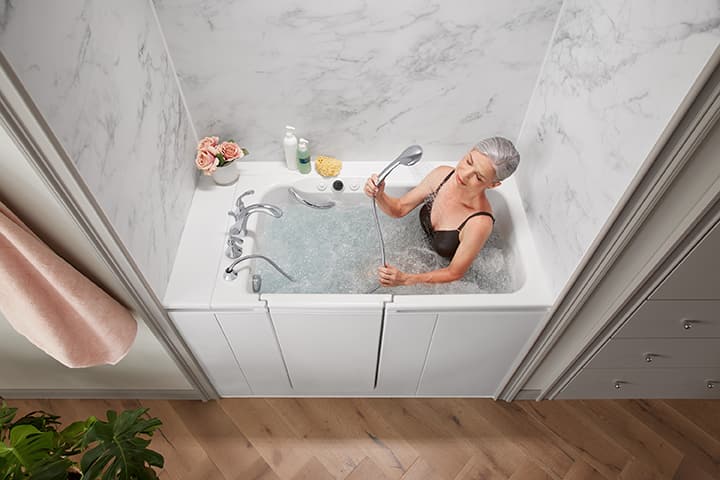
[251,179,520,295]
[165,161,551,397]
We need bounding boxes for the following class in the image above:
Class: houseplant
[195,136,248,186]
[0,401,163,479]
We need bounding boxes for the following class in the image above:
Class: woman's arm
[378,216,493,286]
[365,166,450,218]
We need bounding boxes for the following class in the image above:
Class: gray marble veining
[5,0,716,303]
[0,0,198,297]
[516,0,720,298]
[153,0,562,163]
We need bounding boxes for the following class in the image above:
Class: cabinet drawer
[587,338,720,369]
[557,368,720,399]
[616,300,720,338]
[650,220,720,300]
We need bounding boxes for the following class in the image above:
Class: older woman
[364,137,520,287]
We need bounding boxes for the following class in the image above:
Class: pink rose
[195,148,219,175]
[206,158,219,175]
[197,136,219,150]
[219,141,243,161]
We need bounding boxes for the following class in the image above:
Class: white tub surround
[165,160,551,397]
[515,0,720,298]
[153,0,562,162]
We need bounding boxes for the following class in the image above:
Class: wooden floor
[9,398,720,479]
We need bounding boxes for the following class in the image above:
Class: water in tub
[252,184,514,294]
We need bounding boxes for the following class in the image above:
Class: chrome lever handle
[236,189,255,209]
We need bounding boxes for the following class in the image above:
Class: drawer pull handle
[614,381,623,390]
[683,320,694,330]
[707,381,717,389]
[644,354,655,363]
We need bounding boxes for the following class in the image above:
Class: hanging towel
[0,200,137,367]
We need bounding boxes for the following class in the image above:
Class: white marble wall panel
[0,0,198,297]
[516,0,720,298]
[154,0,561,163]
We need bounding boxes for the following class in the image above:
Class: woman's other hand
[378,264,409,286]
[364,174,384,198]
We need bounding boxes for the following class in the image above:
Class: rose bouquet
[195,136,248,175]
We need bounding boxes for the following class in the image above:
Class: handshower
[372,145,423,268]
[376,145,423,186]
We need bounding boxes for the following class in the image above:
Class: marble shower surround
[516,0,720,298]
[0,0,198,297]
[153,0,562,163]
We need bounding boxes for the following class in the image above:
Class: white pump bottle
[283,125,298,170]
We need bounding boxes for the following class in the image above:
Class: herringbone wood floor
[9,398,720,479]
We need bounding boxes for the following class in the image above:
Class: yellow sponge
[315,155,342,177]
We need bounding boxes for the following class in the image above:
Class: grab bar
[288,187,335,209]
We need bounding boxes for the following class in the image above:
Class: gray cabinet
[614,300,720,338]
[586,338,720,369]
[559,368,720,399]
[559,220,720,399]
[650,220,720,300]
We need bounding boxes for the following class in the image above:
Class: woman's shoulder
[431,165,454,175]
[423,165,454,184]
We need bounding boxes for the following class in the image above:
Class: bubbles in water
[254,200,516,294]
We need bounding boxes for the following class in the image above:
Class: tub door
[169,311,252,396]
[417,310,543,396]
[374,310,437,395]
[265,296,389,394]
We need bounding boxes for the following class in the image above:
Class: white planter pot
[212,162,239,186]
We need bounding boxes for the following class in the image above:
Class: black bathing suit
[419,169,495,259]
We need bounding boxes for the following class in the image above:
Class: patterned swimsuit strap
[435,169,455,194]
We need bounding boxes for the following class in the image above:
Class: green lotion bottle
[297,138,311,174]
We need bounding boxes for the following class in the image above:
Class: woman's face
[454,149,501,190]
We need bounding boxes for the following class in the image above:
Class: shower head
[376,144,423,185]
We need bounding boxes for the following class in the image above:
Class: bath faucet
[225,235,244,259]
[224,254,295,282]
[229,203,283,236]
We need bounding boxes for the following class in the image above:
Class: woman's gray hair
[474,136,520,181]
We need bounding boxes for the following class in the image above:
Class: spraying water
[254,200,514,294]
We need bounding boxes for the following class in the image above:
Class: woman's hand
[364,174,385,198]
[378,264,410,286]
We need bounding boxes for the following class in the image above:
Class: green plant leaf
[10,425,53,463]
[0,403,17,430]
[30,452,73,480]
[3,425,72,478]
[80,408,163,480]
[59,420,90,457]
[12,410,62,435]
[241,147,249,155]
[215,152,227,167]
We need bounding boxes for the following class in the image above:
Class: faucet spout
[229,203,283,236]
[224,254,294,282]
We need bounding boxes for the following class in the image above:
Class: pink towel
[0,200,137,367]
